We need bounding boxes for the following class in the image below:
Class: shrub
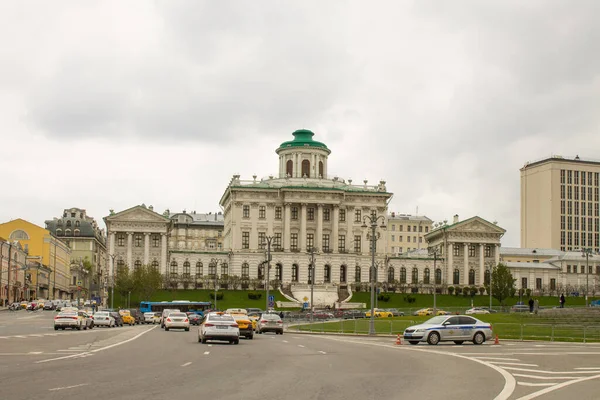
[247,292,262,300]
[469,286,478,297]
[448,286,455,295]
[479,287,486,295]
[403,294,416,304]
[377,293,391,302]
[209,291,224,300]
[462,287,470,296]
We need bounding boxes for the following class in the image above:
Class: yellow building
[0,219,71,300]
[387,213,433,256]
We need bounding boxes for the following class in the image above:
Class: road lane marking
[57,350,86,352]
[477,357,521,361]
[318,351,327,354]
[574,367,600,370]
[512,374,577,380]
[48,383,89,391]
[517,382,556,387]
[204,351,210,355]
[28,351,43,354]
[503,367,600,374]
[515,373,600,400]
[28,334,43,337]
[181,362,192,367]
[208,344,212,347]
[283,340,289,343]
[298,345,305,348]
[489,362,539,367]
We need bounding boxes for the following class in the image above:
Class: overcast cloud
[1,0,599,247]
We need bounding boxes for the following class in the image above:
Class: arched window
[56,229,63,236]
[221,263,229,277]
[387,267,395,283]
[469,269,475,285]
[117,259,125,269]
[286,160,293,177]
[65,229,71,236]
[324,265,331,283]
[9,229,29,240]
[196,262,203,277]
[424,268,430,284]
[319,161,324,178]
[340,265,347,282]
[66,220,72,228]
[292,264,299,282]
[412,267,419,284]
[57,220,63,226]
[453,269,460,285]
[75,220,80,227]
[301,159,310,177]
[275,263,282,281]
[183,261,191,277]
[134,260,142,269]
[170,260,178,278]
[241,262,249,279]
[258,263,265,280]
[74,229,80,237]
[400,267,407,284]
[308,263,314,284]
[151,260,159,270]
[435,268,442,285]
[484,270,490,285]
[355,265,361,283]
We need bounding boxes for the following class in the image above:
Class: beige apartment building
[387,213,432,256]
[521,156,600,253]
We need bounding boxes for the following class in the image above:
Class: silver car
[198,313,240,344]
[403,315,492,345]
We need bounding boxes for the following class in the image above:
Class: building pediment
[104,205,170,224]
[447,217,506,235]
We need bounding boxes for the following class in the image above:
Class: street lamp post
[261,236,274,312]
[487,262,494,311]
[428,245,441,315]
[308,247,316,324]
[582,248,593,307]
[108,254,117,309]
[362,214,387,336]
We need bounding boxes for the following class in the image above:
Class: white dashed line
[28,351,43,354]
[204,351,210,355]
[298,345,305,348]
[48,383,89,391]
[489,362,539,367]
[181,362,192,367]
[208,344,212,347]
[318,351,327,354]
[512,374,577,380]
[574,367,600,370]
[477,357,521,361]
[517,382,556,387]
[282,340,289,343]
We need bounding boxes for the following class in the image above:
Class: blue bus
[139,300,212,315]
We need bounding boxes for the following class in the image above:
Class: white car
[93,311,115,327]
[256,314,284,335]
[465,307,491,315]
[164,312,190,331]
[144,312,159,324]
[54,311,93,331]
[160,308,180,328]
[403,315,493,345]
[198,312,239,344]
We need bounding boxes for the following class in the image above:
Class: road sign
[303,302,309,309]
[303,296,309,302]
[268,295,275,302]
[268,301,275,308]
[77,281,82,286]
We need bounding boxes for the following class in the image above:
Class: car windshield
[424,316,448,325]
[94,312,109,316]
[208,315,235,322]
[169,313,186,317]
[263,314,280,320]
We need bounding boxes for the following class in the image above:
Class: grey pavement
[0,311,598,399]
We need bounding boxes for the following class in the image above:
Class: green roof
[277,129,330,152]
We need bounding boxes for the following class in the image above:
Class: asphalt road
[1,311,599,400]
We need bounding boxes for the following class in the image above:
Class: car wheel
[409,341,419,345]
[201,338,207,344]
[165,327,170,331]
[77,325,82,331]
[54,326,58,331]
[427,332,440,345]
[473,332,485,345]
[90,323,94,330]
[185,328,190,332]
[453,341,464,345]
[234,339,239,345]
[258,330,262,334]
[248,335,254,340]
[198,335,202,343]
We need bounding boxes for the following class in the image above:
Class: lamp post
[308,247,316,324]
[261,236,274,312]
[108,253,117,309]
[210,258,222,310]
[486,261,494,311]
[428,245,441,315]
[362,214,387,336]
[582,248,593,307]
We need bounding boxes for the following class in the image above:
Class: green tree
[487,263,516,306]
[115,265,135,306]
[132,264,163,301]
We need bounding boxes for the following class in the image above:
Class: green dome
[277,129,330,152]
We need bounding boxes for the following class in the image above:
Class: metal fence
[284,318,600,343]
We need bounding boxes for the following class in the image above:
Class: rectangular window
[590,187,594,201]
[561,216,565,229]
[275,206,282,220]
[582,171,587,185]
[574,233,579,247]
[399,225,403,231]
[354,235,361,253]
[391,224,396,231]
[568,201,572,215]
[117,234,125,246]
[290,233,298,251]
[596,172,599,186]
[536,278,542,290]
[568,186,572,200]
[561,201,565,214]
[152,235,160,247]
[307,207,314,221]
[419,226,423,232]
[243,205,250,218]
[575,217,580,230]
[568,216,573,230]
[575,186,579,200]
[522,277,528,289]
[413,237,417,243]
[323,208,330,221]
[485,246,492,257]
[582,188,586,201]
[259,206,266,219]
[419,237,423,243]
[574,171,579,185]
[567,170,572,184]
[323,234,330,252]
[291,207,298,220]
[560,169,565,184]
[258,232,266,250]
[425,226,429,233]
[354,209,362,222]
[590,202,594,216]
[338,235,346,252]
[339,209,346,222]
[568,231,573,246]
[468,245,476,257]
[274,233,282,250]
[550,278,556,290]
[453,244,460,256]
[242,232,250,249]
[399,235,403,242]
[306,233,314,249]
[582,203,587,216]
[595,203,599,217]
[135,235,142,247]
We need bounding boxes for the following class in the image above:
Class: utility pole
[308,247,316,324]
[7,241,12,305]
[429,246,440,315]
[582,248,593,307]
[52,241,57,300]
[262,236,274,312]
[108,253,117,309]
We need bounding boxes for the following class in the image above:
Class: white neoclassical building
[219,129,392,289]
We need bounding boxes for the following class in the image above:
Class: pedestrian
[560,293,565,308]
[279,311,284,319]
[528,297,534,313]
[534,298,539,315]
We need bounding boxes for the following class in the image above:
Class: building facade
[387,213,432,256]
[219,129,392,287]
[0,238,27,304]
[45,208,108,302]
[0,219,71,301]
[521,156,600,252]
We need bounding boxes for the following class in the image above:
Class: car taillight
[54,316,58,320]
[260,320,267,324]
[105,317,109,320]
[205,323,214,327]
[184,319,189,323]
[230,324,238,328]
[167,318,171,322]
[277,321,283,324]
[71,317,78,320]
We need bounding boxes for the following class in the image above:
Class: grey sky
[1,1,599,247]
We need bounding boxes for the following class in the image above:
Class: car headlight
[414,329,425,332]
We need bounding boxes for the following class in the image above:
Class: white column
[127,232,133,268]
[463,243,469,285]
[447,242,453,284]
[295,153,299,177]
[300,204,307,251]
[316,204,323,251]
[161,233,168,274]
[494,244,500,266]
[267,204,274,236]
[109,232,116,277]
[284,203,291,251]
[332,206,339,252]
[144,233,150,265]
[347,207,354,252]
[479,243,485,286]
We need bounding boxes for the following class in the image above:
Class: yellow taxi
[365,308,394,318]
[20,301,28,309]
[226,309,257,333]
[119,310,136,326]
[413,308,450,316]
[247,313,260,330]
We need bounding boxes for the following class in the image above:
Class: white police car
[403,315,493,345]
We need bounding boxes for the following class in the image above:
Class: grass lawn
[288,313,600,343]
[109,289,289,310]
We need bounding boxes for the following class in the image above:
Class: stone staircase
[290,284,339,308]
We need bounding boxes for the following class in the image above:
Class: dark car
[129,309,143,324]
[343,310,366,319]
[187,313,202,325]
[43,301,56,311]
[109,312,124,327]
